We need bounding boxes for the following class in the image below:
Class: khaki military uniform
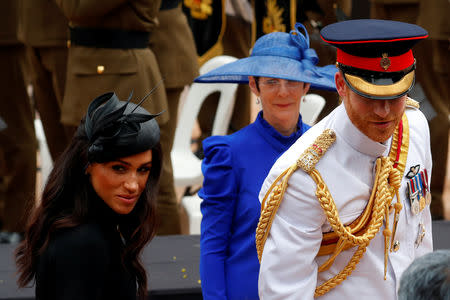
[55,0,168,128]
[371,0,449,219]
[0,1,36,232]
[18,0,72,160]
[148,3,199,234]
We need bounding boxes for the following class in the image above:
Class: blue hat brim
[194,55,337,91]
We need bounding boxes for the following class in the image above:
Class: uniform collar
[333,104,391,157]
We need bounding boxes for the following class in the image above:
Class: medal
[412,199,420,215]
[415,223,426,248]
[419,197,426,211]
[422,169,431,206]
[426,193,431,206]
[407,178,420,215]
[415,175,426,211]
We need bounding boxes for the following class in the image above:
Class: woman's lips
[275,103,293,108]
[117,195,138,203]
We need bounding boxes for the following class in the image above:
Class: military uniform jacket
[258,103,433,300]
[148,5,199,89]
[0,1,20,45]
[55,0,169,126]
[18,0,68,47]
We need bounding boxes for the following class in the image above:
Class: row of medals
[406,168,431,215]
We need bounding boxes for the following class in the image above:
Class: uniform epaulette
[296,129,336,174]
[406,97,420,109]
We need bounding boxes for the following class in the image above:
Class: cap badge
[380,53,391,71]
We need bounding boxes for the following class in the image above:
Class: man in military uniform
[18,0,72,160]
[256,19,432,299]
[0,0,36,239]
[149,0,199,235]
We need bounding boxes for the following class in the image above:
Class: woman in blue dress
[195,23,337,299]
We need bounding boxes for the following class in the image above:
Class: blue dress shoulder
[199,112,309,300]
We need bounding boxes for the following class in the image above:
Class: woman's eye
[112,165,126,172]
[138,166,151,173]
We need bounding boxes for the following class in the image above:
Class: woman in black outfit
[15,91,163,300]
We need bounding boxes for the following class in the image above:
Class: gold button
[66,40,71,48]
[393,240,400,252]
[97,65,105,74]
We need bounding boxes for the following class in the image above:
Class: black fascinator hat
[84,92,161,163]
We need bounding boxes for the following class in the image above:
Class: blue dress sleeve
[198,137,237,300]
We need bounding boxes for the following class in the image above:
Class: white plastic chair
[300,93,326,126]
[171,55,238,188]
[181,194,203,235]
[35,118,53,193]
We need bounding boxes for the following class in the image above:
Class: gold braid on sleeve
[255,129,336,262]
[255,114,409,298]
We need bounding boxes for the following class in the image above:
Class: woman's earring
[256,97,261,105]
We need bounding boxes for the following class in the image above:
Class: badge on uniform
[406,165,430,215]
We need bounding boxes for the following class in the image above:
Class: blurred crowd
[0,0,448,243]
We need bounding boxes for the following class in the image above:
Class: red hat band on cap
[337,49,414,72]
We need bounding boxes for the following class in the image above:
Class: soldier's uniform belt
[70,27,149,49]
[160,0,181,10]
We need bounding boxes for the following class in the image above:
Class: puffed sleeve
[198,137,237,300]
[38,225,111,299]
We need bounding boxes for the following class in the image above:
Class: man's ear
[248,76,260,97]
[335,71,347,99]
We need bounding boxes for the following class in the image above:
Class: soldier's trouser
[0,46,36,232]
[25,46,72,161]
[156,87,183,235]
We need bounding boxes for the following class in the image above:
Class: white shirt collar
[333,104,391,158]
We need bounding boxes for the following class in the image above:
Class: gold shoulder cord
[406,97,420,109]
[256,115,410,297]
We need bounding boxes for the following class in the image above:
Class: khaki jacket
[149,5,199,89]
[417,0,449,40]
[18,0,68,47]
[55,0,169,126]
[0,1,20,45]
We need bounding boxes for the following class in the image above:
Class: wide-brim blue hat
[194,23,337,91]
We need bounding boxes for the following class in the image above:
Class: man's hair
[398,250,450,300]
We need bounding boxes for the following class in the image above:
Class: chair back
[171,55,238,187]
[300,94,326,126]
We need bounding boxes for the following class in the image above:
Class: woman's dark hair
[15,120,162,300]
